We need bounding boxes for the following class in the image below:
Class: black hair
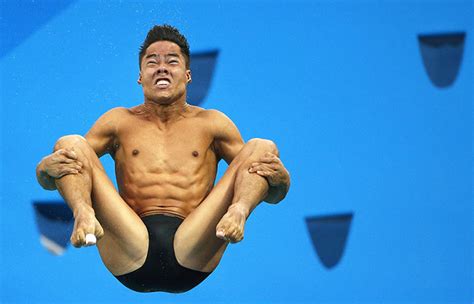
[139,24,190,69]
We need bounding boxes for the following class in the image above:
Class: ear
[137,72,142,85]
[186,70,192,84]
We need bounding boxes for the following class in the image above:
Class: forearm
[36,159,57,190]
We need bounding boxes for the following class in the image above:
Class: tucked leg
[174,138,278,272]
[54,135,149,275]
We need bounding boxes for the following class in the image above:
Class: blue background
[1,0,472,303]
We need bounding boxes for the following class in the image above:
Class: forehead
[144,40,183,56]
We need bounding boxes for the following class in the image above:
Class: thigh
[91,163,149,276]
[64,136,149,275]
[173,164,236,272]
[174,138,276,272]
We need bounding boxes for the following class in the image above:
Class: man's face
[138,40,191,104]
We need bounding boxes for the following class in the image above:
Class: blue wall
[1,0,472,303]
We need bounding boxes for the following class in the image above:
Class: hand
[248,152,289,187]
[43,149,83,178]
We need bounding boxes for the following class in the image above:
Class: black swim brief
[115,214,211,293]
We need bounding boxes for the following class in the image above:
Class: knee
[54,135,94,169]
[246,138,279,156]
[54,135,88,151]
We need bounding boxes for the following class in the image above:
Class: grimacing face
[138,40,191,104]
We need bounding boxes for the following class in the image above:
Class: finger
[57,149,68,157]
[264,152,277,158]
[49,156,60,164]
[249,164,272,173]
[249,165,261,173]
[60,161,83,169]
[256,170,272,177]
[62,163,82,171]
[259,155,279,163]
[57,170,79,178]
[59,164,80,173]
[257,158,273,164]
[60,149,78,160]
[60,158,76,164]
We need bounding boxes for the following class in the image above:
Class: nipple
[192,151,199,157]
[132,149,140,156]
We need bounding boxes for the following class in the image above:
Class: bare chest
[113,119,216,175]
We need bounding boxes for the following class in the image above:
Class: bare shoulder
[196,108,236,129]
[109,106,130,114]
[196,108,243,162]
[95,106,130,123]
[198,108,242,140]
[85,107,130,156]
[197,108,228,119]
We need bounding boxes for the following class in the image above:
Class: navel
[192,151,199,157]
[132,149,140,156]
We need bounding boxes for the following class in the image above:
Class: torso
[111,105,219,219]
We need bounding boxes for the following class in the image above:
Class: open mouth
[155,78,171,88]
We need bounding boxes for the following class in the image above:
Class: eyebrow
[145,53,180,60]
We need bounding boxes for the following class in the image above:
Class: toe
[71,235,81,248]
[216,230,226,239]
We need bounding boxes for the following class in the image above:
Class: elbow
[264,182,290,205]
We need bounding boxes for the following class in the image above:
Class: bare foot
[216,204,249,243]
[71,206,104,248]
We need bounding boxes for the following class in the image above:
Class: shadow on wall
[33,201,74,255]
[418,32,466,88]
[306,213,354,269]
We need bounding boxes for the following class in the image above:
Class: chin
[144,91,171,103]
[153,97,174,105]
[145,88,186,104]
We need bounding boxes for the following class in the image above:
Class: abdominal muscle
[114,153,217,219]
[110,105,219,219]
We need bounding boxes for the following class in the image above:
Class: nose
[156,63,169,75]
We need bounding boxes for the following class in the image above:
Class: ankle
[73,204,94,218]
[228,203,250,218]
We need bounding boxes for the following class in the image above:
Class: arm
[210,110,290,204]
[83,107,122,157]
[210,110,245,164]
[36,107,122,190]
[249,152,290,204]
[36,149,81,190]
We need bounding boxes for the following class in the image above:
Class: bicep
[84,108,120,157]
[212,111,245,164]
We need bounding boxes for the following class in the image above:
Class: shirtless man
[36,25,290,293]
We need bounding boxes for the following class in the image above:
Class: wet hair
[139,24,190,69]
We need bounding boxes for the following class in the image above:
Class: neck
[142,98,190,124]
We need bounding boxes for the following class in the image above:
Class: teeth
[157,80,170,86]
